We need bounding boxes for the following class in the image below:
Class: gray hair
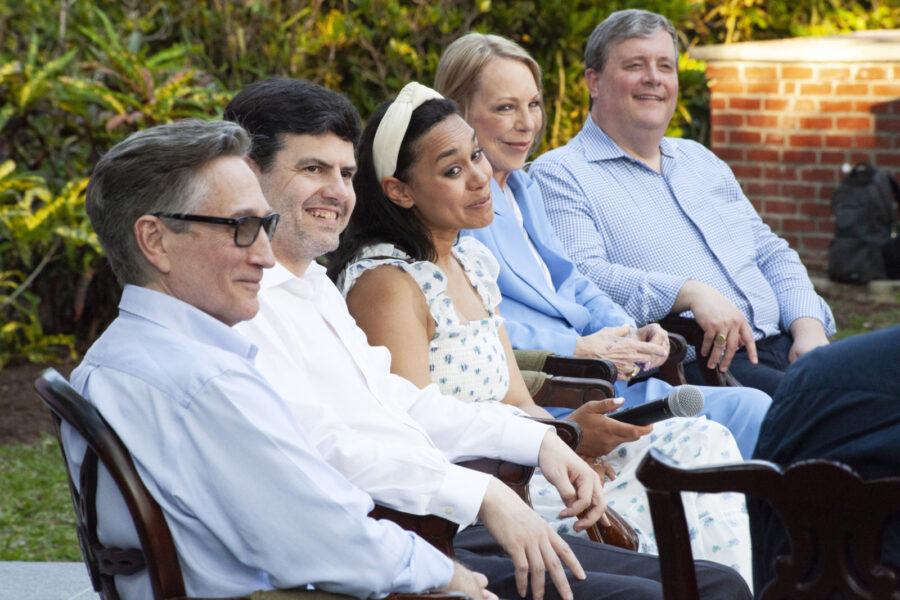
[85,119,251,286]
[584,9,679,73]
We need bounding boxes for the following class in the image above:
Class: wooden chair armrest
[532,375,615,409]
[530,417,583,450]
[541,354,617,383]
[369,505,459,558]
[392,594,473,600]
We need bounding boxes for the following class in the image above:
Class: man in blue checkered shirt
[530,9,835,396]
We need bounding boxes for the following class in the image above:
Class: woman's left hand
[633,323,670,370]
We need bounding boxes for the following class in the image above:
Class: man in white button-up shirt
[225,78,750,600]
[66,118,492,600]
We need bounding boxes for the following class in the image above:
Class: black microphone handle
[608,399,675,426]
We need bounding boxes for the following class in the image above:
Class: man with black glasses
[65,118,491,599]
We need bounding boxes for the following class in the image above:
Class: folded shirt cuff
[498,415,552,467]
[428,464,492,526]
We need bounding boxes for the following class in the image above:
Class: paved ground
[0,561,97,600]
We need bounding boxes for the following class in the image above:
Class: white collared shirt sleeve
[237,265,502,526]
[66,288,453,599]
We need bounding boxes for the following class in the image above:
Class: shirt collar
[261,259,328,299]
[119,284,258,360]
[580,115,677,163]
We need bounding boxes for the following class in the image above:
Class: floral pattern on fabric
[337,237,510,403]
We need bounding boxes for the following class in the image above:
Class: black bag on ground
[828,162,900,283]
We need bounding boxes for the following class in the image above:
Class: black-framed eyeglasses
[153,212,280,247]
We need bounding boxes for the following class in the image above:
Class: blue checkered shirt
[530,116,835,343]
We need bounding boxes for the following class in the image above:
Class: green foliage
[0,433,79,561]
[1,0,896,365]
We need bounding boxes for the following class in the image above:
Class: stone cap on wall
[691,29,900,63]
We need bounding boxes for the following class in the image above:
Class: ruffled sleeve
[452,236,502,313]
[336,243,417,297]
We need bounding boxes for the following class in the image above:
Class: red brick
[856,67,888,80]
[730,97,761,110]
[731,130,762,144]
[747,148,780,162]
[801,202,833,217]
[850,152,872,165]
[711,113,743,127]
[870,101,895,115]
[749,199,763,212]
[746,65,778,79]
[794,99,816,112]
[789,134,822,148]
[762,215,782,230]
[819,67,851,80]
[836,83,869,95]
[747,81,779,94]
[895,66,900,79]
[706,65,739,79]
[824,135,853,148]
[802,235,831,250]
[732,164,763,178]
[783,234,800,247]
[711,130,726,143]
[765,133,786,145]
[713,147,744,161]
[746,181,779,196]
[765,98,789,111]
[876,152,900,167]
[821,100,852,112]
[747,114,780,128]
[783,82,797,94]
[710,97,726,110]
[819,186,837,201]
[877,117,900,131]
[800,82,832,95]
[765,200,799,214]
[783,150,817,163]
[799,117,833,130]
[783,218,816,232]
[709,80,745,93]
[855,100,878,113]
[817,220,836,234]
[820,151,847,165]
[782,184,816,197]
[873,83,900,97]
[836,116,873,130]
[855,135,891,149]
[801,168,838,183]
[765,166,798,180]
[782,66,813,79]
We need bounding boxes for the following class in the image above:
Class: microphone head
[667,385,705,418]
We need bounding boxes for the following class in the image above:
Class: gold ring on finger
[714,333,727,346]
[631,364,640,378]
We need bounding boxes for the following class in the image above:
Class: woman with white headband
[327,82,751,588]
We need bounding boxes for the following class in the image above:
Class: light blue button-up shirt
[63,285,452,600]
[531,116,835,341]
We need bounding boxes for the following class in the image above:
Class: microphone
[609,385,705,426]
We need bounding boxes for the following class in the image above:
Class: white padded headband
[373,82,444,182]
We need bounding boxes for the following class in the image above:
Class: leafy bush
[1,0,896,366]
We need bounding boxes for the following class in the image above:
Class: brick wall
[693,32,900,271]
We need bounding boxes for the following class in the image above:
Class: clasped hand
[574,323,669,380]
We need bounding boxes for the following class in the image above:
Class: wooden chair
[34,368,469,600]
[636,447,900,600]
[658,315,741,387]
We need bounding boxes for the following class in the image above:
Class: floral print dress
[338,236,752,588]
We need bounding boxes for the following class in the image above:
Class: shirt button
[444,507,454,516]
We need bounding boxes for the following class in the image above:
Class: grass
[0,433,80,561]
